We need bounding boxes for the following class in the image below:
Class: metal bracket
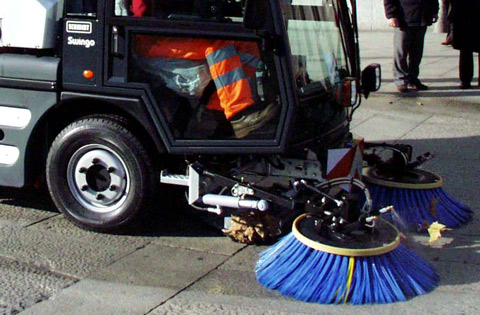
[160,164,200,204]
[231,184,255,197]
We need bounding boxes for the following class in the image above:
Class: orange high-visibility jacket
[131,0,260,119]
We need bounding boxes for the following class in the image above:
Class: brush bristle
[255,233,439,304]
[368,183,472,229]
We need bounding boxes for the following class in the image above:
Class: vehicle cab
[62,0,377,157]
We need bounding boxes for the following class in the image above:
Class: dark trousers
[393,26,428,86]
[459,50,480,85]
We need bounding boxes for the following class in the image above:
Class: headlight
[335,78,358,107]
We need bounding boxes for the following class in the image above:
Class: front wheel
[46,115,155,233]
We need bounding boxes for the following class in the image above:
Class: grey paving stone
[21,279,176,315]
[30,215,150,251]
[0,201,57,228]
[151,297,295,315]
[433,261,480,290]
[0,257,74,314]
[0,224,138,278]
[349,108,378,129]
[186,268,282,300]
[404,233,480,266]
[185,246,289,299]
[352,114,425,141]
[404,122,480,140]
[373,109,433,124]
[88,244,230,290]
[28,215,98,240]
[416,157,480,210]
[217,245,265,272]
[29,203,240,255]
[402,137,480,160]
[150,235,246,256]
[155,288,480,315]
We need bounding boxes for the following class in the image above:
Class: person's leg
[234,41,261,103]
[441,0,451,44]
[459,49,473,88]
[393,27,410,89]
[206,41,277,138]
[407,26,427,87]
[205,40,254,120]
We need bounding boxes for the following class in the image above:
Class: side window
[129,34,280,140]
[114,0,244,22]
[282,1,347,95]
[65,0,98,17]
[113,1,281,141]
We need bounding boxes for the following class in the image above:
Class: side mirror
[361,63,381,98]
[243,0,268,30]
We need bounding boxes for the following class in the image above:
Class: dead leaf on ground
[428,221,452,243]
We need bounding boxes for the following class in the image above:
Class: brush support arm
[364,142,434,178]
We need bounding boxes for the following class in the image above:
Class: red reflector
[83,70,94,79]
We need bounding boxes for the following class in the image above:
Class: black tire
[46,115,155,233]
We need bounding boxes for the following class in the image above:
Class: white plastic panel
[0,145,20,165]
[1,0,60,49]
[0,106,32,128]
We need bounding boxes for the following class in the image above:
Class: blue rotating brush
[362,143,471,230]
[363,167,472,230]
[255,213,439,304]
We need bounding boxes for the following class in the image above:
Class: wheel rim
[67,144,130,213]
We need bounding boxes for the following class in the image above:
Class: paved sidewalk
[19,31,480,315]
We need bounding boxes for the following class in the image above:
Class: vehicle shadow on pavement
[380,78,475,83]
[0,186,58,213]
[0,183,223,238]
[138,185,225,238]
[376,78,480,98]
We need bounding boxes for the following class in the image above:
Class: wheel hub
[85,163,111,192]
[68,146,129,212]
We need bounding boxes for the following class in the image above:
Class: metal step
[160,167,199,204]
[160,171,189,186]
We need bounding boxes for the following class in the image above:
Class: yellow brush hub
[292,213,400,257]
[362,167,443,189]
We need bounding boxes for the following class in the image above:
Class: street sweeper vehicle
[0,0,473,304]
[0,0,384,237]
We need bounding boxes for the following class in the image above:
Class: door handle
[112,26,120,56]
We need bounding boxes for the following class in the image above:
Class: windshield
[281,0,348,97]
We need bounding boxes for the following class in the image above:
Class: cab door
[103,0,294,154]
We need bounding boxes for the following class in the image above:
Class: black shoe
[396,85,409,93]
[460,82,471,89]
[409,81,428,90]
